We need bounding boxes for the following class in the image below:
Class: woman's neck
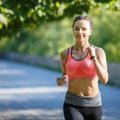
[74,42,90,52]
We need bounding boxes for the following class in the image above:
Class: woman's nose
[78,29,82,33]
[78,29,83,33]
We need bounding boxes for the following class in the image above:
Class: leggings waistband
[64,91,102,107]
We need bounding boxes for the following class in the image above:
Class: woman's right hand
[56,75,68,86]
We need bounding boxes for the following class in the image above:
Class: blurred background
[0,0,120,62]
[0,0,120,120]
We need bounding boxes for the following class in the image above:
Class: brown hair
[72,15,92,29]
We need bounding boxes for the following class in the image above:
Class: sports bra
[65,46,97,79]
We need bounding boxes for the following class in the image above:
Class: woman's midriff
[68,77,99,97]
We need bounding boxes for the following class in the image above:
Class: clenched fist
[56,75,68,86]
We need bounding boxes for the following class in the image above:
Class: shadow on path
[0,59,67,120]
[0,59,120,120]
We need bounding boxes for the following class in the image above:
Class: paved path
[0,59,120,120]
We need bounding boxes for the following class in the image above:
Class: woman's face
[73,19,92,43]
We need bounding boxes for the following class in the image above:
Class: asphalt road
[0,59,120,120]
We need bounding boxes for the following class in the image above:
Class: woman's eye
[74,27,87,32]
[74,28,79,31]
[82,27,87,31]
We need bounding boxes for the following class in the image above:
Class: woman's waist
[67,88,99,97]
[64,91,102,107]
[68,79,99,96]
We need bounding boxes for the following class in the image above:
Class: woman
[56,15,108,120]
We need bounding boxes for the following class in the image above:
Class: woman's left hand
[87,45,96,56]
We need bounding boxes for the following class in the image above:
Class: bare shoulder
[60,47,71,64]
[60,47,70,58]
[95,46,106,58]
[60,49,68,56]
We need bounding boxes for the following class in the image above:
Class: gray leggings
[63,103,102,120]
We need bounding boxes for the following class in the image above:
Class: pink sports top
[65,46,97,79]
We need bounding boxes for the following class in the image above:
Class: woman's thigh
[85,106,102,120]
[63,103,84,120]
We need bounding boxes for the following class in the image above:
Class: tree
[0,0,120,38]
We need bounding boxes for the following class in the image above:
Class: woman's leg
[63,103,84,120]
[85,106,102,120]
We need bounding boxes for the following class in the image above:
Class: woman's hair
[72,15,92,29]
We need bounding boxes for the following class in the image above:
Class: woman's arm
[56,49,68,86]
[60,50,67,75]
[88,46,109,84]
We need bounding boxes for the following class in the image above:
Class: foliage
[0,18,73,55]
[0,0,120,38]
[89,10,120,62]
[0,0,120,62]
[1,9,120,62]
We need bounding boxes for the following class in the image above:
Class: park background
[0,0,120,86]
[0,0,120,120]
